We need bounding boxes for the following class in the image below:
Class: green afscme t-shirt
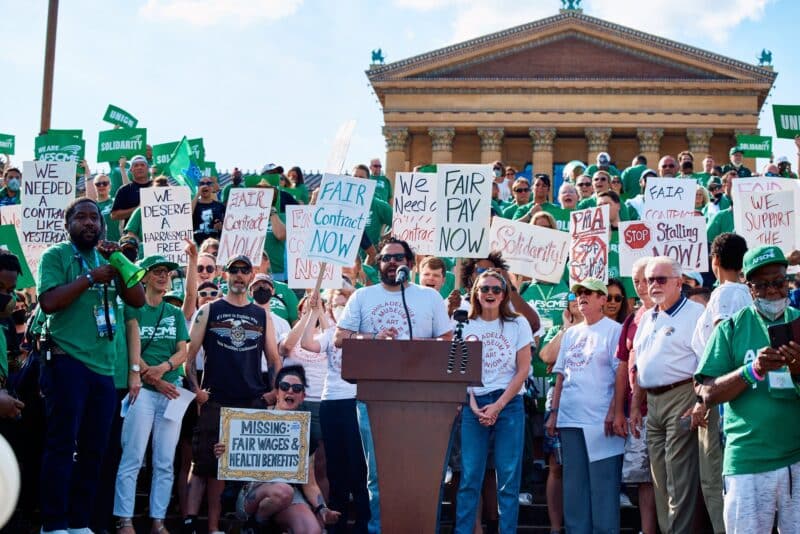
[38,242,118,376]
[696,306,800,476]
[124,301,189,390]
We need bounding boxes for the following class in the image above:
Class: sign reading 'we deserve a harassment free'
[140,187,193,265]
[97,128,147,162]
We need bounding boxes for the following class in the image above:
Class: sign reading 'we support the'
[218,188,274,268]
[489,217,569,284]
[618,218,708,276]
[392,172,437,255]
[21,161,75,246]
[140,187,193,265]
[306,174,375,267]
[643,178,697,220]
[569,205,610,285]
[286,205,341,289]
[733,177,798,258]
[435,164,492,258]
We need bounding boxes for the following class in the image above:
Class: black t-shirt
[111,180,153,219]
[192,200,226,245]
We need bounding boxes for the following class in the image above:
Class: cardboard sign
[97,128,147,162]
[217,407,310,483]
[152,141,179,171]
[489,217,569,284]
[305,174,375,267]
[392,172,436,256]
[34,134,85,163]
[569,205,610,284]
[618,218,708,276]
[286,205,341,289]
[734,189,796,251]
[21,161,75,249]
[0,133,14,155]
[0,224,35,288]
[0,205,47,283]
[642,178,697,220]
[102,104,138,128]
[772,104,800,139]
[217,188,274,268]
[735,134,772,158]
[434,164,493,258]
[140,187,193,265]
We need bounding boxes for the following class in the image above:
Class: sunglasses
[379,253,406,263]
[197,265,216,274]
[593,176,608,182]
[747,278,787,291]
[577,182,591,187]
[95,181,110,187]
[514,188,530,193]
[607,295,623,303]
[708,185,721,191]
[198,289,219,298]
[505,172,515,176]
[647,276,676,286]
[149,267,170,277]
[575,288,598,297]
[478,285,503,295]
[199,181,214,186]
[661,163,676,168]
[371,164,382,168]
[228,266,252,275]
[278,381,305,393]
[611,179,622,185]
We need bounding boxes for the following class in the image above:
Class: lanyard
[71,244,100,275]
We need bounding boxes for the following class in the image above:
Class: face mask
[0,293,15,318]
[12,308,26,325]
[754,297,788,321]
[493,169,502,178]
[252,287,273,305]
[7,178,20,192]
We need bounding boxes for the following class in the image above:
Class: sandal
[116,517,135,534]
[152,519,170,534]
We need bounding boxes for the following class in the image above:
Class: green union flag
[0,133,15,155]
[97,128,147,162]
[167,137,201,195]
[0,225,35,288]
[152,141,179,174]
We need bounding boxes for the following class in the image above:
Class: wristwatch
[85,273,95,287]
[130,364,141,373]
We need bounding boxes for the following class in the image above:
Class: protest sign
[772,104,800,139]
[34,133,85,163]
[735,134,772,158]
[21,161,74,248]
[489,217,569,283]
[102,104,138,128]
[217,407,310,483]
[735,189,795,250]
[0,224,35,288]
[434,164,493,258]
[47,129,82,138]
[0,134,14,155]
[0,205,46,281]
[97,128,147,162]
[619,218,708,276]
[140,187,193,265]
[569,205,610,284]
[286,205,341,289]
[217,188,274,268]
[642,178,697,219]
[305,174,375,267]
[152,141,179,171]
[392,172,437,255]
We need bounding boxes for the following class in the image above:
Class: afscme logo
[753,250,776,263]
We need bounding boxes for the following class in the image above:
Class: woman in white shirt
[546,278,624,534]
[455,269,532,533]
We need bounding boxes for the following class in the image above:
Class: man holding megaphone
[36,197,145,534]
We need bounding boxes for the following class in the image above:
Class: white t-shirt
[692,282,752,358]
[497,179,512,202]
[283,330,328,402]
[338,283,451,340]
[261,312,290,372]
[463,316,533,396]
[318,328,357,401]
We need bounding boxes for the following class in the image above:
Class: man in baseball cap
[721,146,752,177]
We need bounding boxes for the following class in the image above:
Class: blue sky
[2,0,797,174]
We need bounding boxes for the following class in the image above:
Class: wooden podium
[341,338,482,533]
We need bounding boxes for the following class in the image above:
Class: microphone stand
[447,310,470,374]
[399,276,413,340]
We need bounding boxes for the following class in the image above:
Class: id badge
[94,305,116,337]
[767,367,797,399]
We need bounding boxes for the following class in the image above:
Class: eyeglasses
[661,163,676,168]
[607,295,624,303]
[708,185,721,191]
[199,181,213,186]
[197,265,216,274]
[747,278,787,291]
[379,253,406,263]
[198,289,219,298]
[149,267,170,277]
[94,181,110,187]
[278,381,305,393]
[370,164,382,168]
[227,266,252,275]
[513,188,530,193]
[610,179,622,185]
[478,285,503,295]
[577,182,591,187]
[575,288,598,297]
[647,276,677,286]
[505,172,515,176]
[593,176,608,182]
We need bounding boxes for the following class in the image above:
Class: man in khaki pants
[633,257,705,533]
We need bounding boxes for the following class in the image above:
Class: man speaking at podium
[334,237,453,532]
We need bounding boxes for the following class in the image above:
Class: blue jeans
[561,427,622,534]
[39,355,116,531]
[357,401,381,534]
[455,392,524,534]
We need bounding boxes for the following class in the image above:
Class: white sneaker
[619,493,634,507]
[519,492,534,505]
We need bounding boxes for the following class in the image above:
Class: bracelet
[165,360,175,372]
[749,362,765,381]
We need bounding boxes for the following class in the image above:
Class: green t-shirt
[124,301,189,390]
[283,184,309,204]
[38,242,119,376]
[270,281,299,324]
[608,230,636,297]
[707,207,734,245]
[361,264,381,287]
[264,212,287,276]
[365,198,393,246]
[0,188,20,206]
[97,198,121,243]
[520,277,570,332]
[502,202,530,220]
[491,198,509,215]
[108,165,128,197]
[620,164,647,201]
[576,196,596,210]
[413,271,456,299]
[576,196,634,222]
[541,204,572,232]
[370,175,393,204]
[696,306,800,475]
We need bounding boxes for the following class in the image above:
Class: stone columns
[636,127,663,168]
[529,127,557,200]
[382,126,409,183]
[477,127,504,164]
[428,127,456,164]
[585,127,612,164]
[686,128,713,156]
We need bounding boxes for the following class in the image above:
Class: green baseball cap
[137,255,179,272]
[163,290,184,304]
[570,277,608,295]
[729,146,743,156]
[742,246,788,280]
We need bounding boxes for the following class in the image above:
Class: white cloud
[139,0,302,27]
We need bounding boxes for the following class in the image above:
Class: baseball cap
[163,291,184,305]
[742,246,788,280]
[250,273,274,288]
[570,277,608,295]
[682,271,704,286]
[224,254,253,271]
[729,146,743,156]
[776,156,790,164]
[261,163,284,175]
[597,152,610,165]
[137,255,179,272]
[130,155,148,165]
